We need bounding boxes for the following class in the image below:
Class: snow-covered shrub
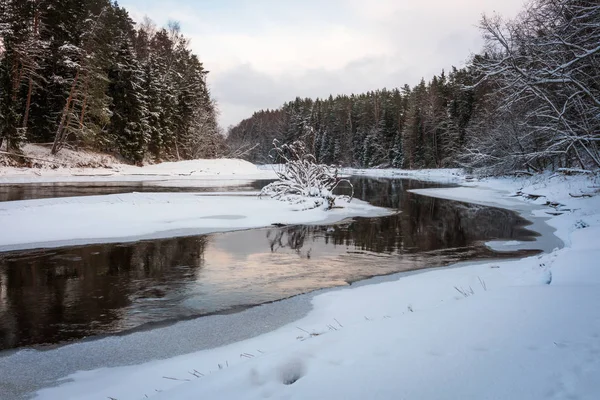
[260,140,353,210]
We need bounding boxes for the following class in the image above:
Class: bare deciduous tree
[466,0,600,173]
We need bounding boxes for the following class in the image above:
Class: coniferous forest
[227,0,600,174]
[0,0,222,164]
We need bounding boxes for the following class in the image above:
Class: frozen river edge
[0,193,391,252]
[1,171,599,400]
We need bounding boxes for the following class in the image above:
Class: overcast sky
[120,0,525,128]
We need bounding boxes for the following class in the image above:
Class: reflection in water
[0,237,207,350]
[0,178,538,350]
[0,180,271,202]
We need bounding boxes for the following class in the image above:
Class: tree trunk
[52,70,80,154]
[79,72,90,129]
[11,58,21,102]
[22,76,33,129]
[63,98,76,141]
[22,11,40,131]
[175,138,181,160]
[79,92,88,129]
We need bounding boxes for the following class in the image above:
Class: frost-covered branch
[260,140,353,210]
[464,0,600,174]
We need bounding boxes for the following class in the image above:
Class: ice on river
[0,192,390,251]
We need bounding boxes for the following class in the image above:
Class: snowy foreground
[32,171,600,400]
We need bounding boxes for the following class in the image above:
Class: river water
[0,177,539,351]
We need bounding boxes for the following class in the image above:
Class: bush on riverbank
[260,140,353,210]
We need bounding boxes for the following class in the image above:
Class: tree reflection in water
[265,177,536,260]
[0,237,207,350]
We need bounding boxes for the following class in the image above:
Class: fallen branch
[557,168,592,175]
[569,193,592,198]
[162,376,191,382]
[226,142,260,159]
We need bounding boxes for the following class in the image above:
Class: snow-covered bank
[0,193,389,252]
[261,165,465,184]
[342,167,464,183]
[31,173,600,400]
[0,143,122,169]
[0,148,277,184]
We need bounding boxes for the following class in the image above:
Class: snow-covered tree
[1,0,219,162]
[466,0,600,173]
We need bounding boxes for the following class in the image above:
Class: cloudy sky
[121,0,524,128]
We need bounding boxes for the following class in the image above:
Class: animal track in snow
[279,358,306,385]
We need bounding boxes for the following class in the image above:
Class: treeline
[227,0,600,174]
[0,0,223,164]
[227,72,475,169]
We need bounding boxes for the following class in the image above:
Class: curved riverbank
[3,172,593,400]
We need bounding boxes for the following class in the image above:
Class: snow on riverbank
[342,167,465,183]
[0,143,121,169]
[0,146,277,184]
[0,193,389,252]
[33,172,600,400]
[261,165,465,184]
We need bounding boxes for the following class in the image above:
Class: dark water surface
[0,178,539,351]
[0,180,271,202]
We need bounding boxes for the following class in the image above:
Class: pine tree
[107,38,148,163]
[0,0,29,152]
[1,0,218,162]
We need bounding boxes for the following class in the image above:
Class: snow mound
[124,158,264,176]
[1,143,120,168]
[0,155,277,183]
[0,192,391,251]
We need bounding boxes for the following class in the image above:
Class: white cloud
[188,25,392,77]
[122,0,525,128]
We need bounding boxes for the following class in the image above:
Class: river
[0,177,539,351]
